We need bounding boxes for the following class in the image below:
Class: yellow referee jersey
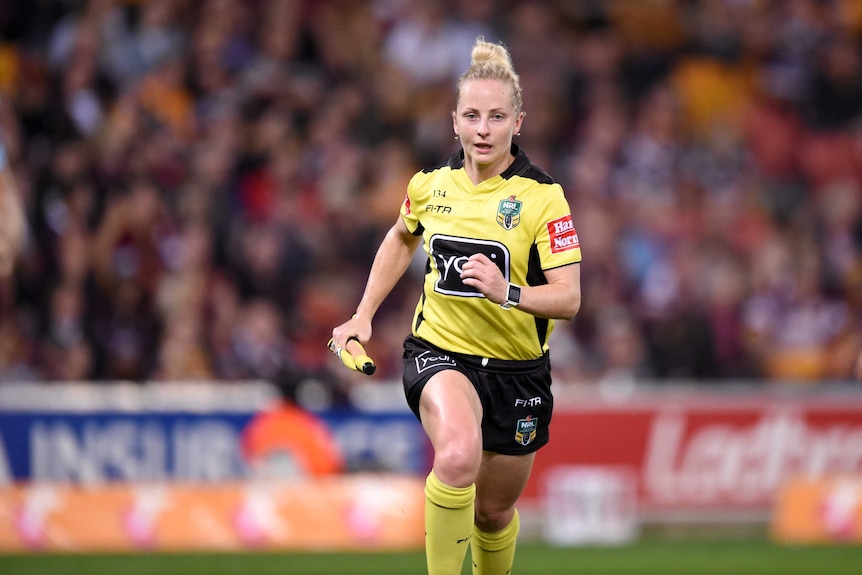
[400,144,582,360]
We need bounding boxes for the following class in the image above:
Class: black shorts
[402,334,553,455]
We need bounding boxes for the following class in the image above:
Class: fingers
[344,337,365,362]
[331,314,366,352]
[462,252,491,269]
[329,315,376,376]
[460,253,490,282]
[461,253,508,303]
[346,337,376,375]
[327,336,376,375]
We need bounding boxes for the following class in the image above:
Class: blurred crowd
[0,0,861,406]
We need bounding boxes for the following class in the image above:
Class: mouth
[474,143,492,152]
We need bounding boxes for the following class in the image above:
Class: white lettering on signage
[644,412,862,504]
[547,216,579,254]
[31,420,245,483]
[553,219,574,235]
[553,235,579,250]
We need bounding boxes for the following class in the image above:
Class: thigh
[474,451,535,530]
[418,368,484,454]
[402,334,471,419]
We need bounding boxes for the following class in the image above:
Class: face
[453,78,524,172]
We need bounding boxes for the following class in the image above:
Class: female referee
[331,37,581,575]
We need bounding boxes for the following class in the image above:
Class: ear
[452,110,458,137]
[514,111,525,135]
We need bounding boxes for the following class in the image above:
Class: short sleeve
[533,184,582,269]
[400,174,422,235]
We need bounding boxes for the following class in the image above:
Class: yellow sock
[424,470,476,575]
[470,509,520,575]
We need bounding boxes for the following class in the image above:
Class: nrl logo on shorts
[497,195,521,230]
[515,416,537,446]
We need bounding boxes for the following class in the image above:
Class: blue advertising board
[0,382,431,483]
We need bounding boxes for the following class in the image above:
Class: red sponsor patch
[547,215,579,254]
[403,195,411,215]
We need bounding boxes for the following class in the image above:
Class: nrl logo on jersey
[515,416,538,446]
[497,195,522,230]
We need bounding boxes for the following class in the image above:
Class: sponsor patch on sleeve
[402,194,411,215]
[547,215,579,254]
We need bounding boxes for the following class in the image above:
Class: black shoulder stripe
[420,160,447,174]
[501,144,555,184]
[421,151,463,174]
[511,163,555,185]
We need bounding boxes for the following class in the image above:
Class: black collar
[449,143,529,179]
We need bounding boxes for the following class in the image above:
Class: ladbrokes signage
[526,388,862,519]
[644,411,862,506]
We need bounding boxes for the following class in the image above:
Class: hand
[331,314,372,359]
[327,336,376,375]
[460,253,509,305]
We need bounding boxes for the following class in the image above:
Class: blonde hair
[456,37,522,113]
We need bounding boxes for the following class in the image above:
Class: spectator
[0,0,859,394]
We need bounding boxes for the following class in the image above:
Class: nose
[477,117,490,136]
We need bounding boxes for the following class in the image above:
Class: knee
[474,506,515,533]
[433,441,482,488]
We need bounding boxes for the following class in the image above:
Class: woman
[331,37,581,574]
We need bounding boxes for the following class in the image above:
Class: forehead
[457,78,515,111]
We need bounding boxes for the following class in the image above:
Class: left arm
[520,263,581,320]
[460,254,581,320]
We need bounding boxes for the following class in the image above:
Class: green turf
[1,539,861,575]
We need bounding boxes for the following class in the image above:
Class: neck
[464,150,515,186]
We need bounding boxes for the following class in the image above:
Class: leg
[471,451,535,575]
[420,370,484,575]
[420,369,484,487]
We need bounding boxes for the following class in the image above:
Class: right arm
[331,216,423,350]
[0,139,25,279]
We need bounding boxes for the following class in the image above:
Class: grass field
[2,538,862,575]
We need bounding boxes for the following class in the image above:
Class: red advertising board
[526,387,862,519]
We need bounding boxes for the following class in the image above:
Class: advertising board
[528,386,862,521]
